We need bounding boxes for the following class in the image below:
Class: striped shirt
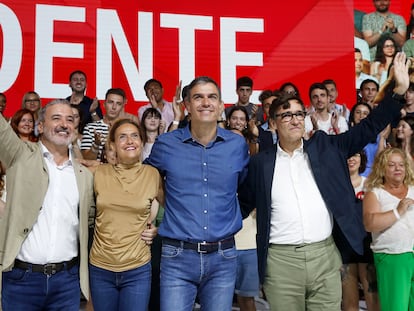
[81,120,109,160]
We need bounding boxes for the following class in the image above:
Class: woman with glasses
[371,36,399,86]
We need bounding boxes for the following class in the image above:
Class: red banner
[1,0,401,117]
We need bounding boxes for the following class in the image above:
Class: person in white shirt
[305,82,348,137]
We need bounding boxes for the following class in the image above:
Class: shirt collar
[276,140,304,158]
[40,142,73,166]
[181,123,226,144]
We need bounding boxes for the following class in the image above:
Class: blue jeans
[89,262,151,311]
[160,242,237,311]
[2,264,80,311]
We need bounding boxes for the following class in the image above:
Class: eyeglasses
[274,111,306,122]
[384,44,395,48]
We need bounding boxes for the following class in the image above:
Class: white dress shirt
[269,142,333,244]
[17,143,79,264]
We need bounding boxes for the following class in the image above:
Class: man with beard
[362,0,406,60]
[138,79,174,132]
[0,99,95,310]
[67,70,103,132]
[305,82,348,137]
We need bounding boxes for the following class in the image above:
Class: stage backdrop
[0,0,410,117]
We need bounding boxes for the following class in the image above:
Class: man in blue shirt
[146,76,249,311]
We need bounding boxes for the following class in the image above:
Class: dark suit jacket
[239,92,403,284]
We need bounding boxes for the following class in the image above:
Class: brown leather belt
[14,257,79,276]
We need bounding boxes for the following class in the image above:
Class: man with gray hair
[0,99,95,310]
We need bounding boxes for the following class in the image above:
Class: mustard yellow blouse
[90,162,161,272]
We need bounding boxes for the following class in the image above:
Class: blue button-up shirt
[145,125,249,242]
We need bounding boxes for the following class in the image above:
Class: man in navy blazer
[239,52,409,310]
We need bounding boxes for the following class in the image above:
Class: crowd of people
[1,1,414,311]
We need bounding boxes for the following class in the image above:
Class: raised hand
[393,52,410,95]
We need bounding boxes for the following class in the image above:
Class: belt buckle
[197,242,207,253]
[43,263,57,276]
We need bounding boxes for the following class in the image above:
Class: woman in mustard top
[89,118,164,311]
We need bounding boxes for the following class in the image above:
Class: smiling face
[273,99,305,148]
[69,72,87,93]
[111,123,142,165]
[185,82,223,125]
[17,113,34,138]
[396,119,414,140]
[38,103,74,147]
[145,81,164,103]
[228,109,247,132]
[347,153,361,175]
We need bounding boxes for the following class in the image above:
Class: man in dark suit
[239,52,409,310]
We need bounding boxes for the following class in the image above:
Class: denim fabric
[160,242,237,311]
[145,125,249,242]
[235,249,260,297]
[89,262,151,311]
[2,264,80,311]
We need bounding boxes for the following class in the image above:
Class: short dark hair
[69,70,87,81]
[105,88,126,100]
[360,79,379,91]
[258,90,279,104]
[269,94,306,120]
[308,82,328,100]
[144,79,163,91]
[236,76,253,89]
[186,76,221,101]
[323,79,336,87]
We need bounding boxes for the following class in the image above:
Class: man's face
[0,95,6,114]
[325,83,338,104]
[405,88,414,107]
[355,52,363,75]
[104,94,125,121]
[38,104,74,147]
[236,86,252,105]
[145,82,164,103]
[310,88,329,112]
[69,73,87,93]
[185,82,223,125]
[360,82,378,105]
[374,0,390,13]
[273,100,305,145]
[263,96,276,117]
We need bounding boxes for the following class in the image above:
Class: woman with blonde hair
[363,147,414,310]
